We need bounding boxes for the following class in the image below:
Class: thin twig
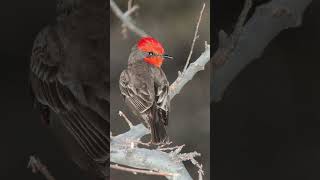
[122,0,139,38]
[134,140,151,147]
[28,156,56,180]
[128,0,134,10]
[110,0,148,37]
[119,110,133,128]
[111,164,178,177]
[232,0,252,43]
[123,5,139,17]
[158,144,185,151]
[183,3,206,72]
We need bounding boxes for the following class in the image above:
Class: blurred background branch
[110,0,148,37]
[212,0,313,102]
[28,156,56,180]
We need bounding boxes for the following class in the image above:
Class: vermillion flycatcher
[119,37,173,143]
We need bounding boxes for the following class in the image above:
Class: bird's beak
[162,54,174,60]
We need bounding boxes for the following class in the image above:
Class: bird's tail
[149,108,168,144]
[150,119,168,143]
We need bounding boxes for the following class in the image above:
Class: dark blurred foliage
[213,1,320,180]
[110,0,210,179]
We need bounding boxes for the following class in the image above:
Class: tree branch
[111,164,177,177]
[111,123,192,180]
[169,42,210,100]
[212,0,313,102]
[110,0,148,37]
[111,118,205,180]
[168,2,210,100]
[183,3,206,72]
[28,156,56,180]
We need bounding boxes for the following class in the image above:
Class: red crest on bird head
[137,37,165,68]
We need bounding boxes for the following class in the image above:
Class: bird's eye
[148,52,154,56]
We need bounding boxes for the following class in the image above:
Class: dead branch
[212,0,313,102]
[169,42,210,100]
[110,0,148,37]
[111,164,178,177]
[111,119,194,180]
[28,156,56,180]
[183,3,206,71]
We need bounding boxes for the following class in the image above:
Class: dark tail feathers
[150,110,168,143]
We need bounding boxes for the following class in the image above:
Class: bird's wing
[29,26,109,168]
[29,26,66,112]
[154,69,170,125]
[119,69,154,114]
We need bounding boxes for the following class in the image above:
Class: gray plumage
[119,45,170,143]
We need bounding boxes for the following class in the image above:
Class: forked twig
[110,0,148,37]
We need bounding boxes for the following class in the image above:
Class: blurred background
[110,0,210,179]
[213,1,320,180]
[0,1,93,180]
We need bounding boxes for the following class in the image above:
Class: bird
[119,37,173,144]
[29,1,109,179]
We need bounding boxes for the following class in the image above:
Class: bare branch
[157,144,183,151]
[111,123,193,180]
[212,0,253,69]
[169,42,210,100]
[111,164,177,177]
[28,156,56,180]
[168,2,209,100]
[123,5,139,17]
[121,0,139,38]
[231,0,252,44]
[119,110,133,128]
[128,0,134,10]
[177,151,204,180]
[212,0,313,102]
[183,3,206,72]
[110,0,148,37]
